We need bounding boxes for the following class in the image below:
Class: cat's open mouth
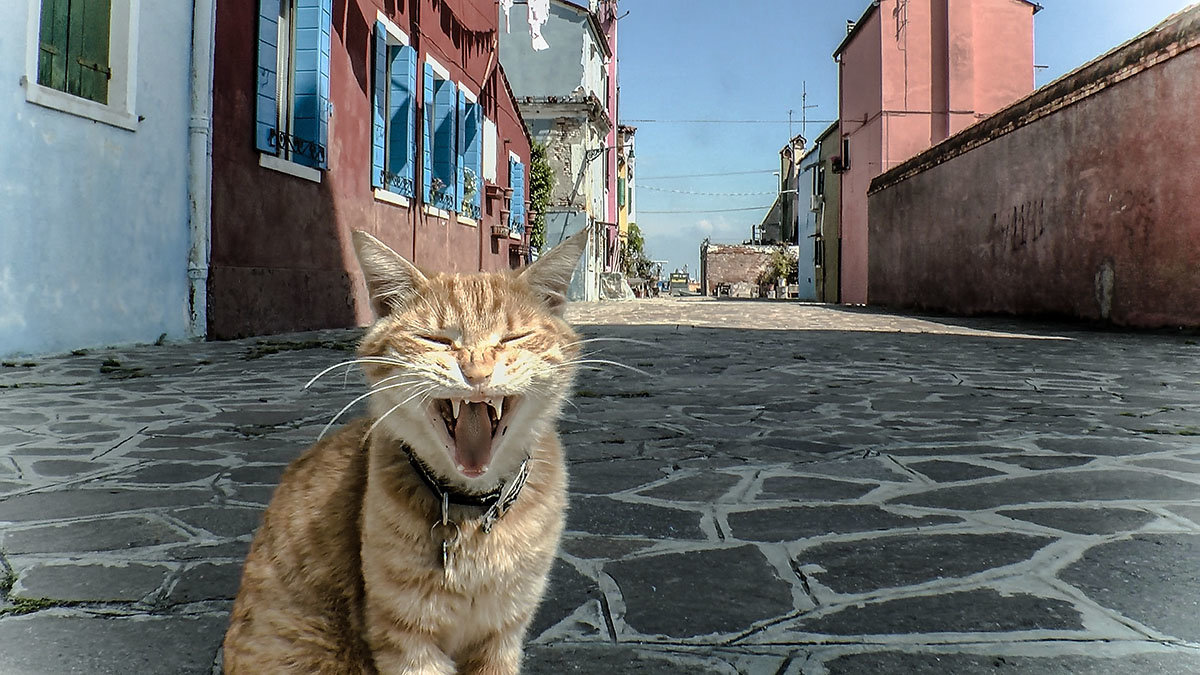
[432,396,517,477]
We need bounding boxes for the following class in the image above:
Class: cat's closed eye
[501,332,534,344]
[415,335,456,348]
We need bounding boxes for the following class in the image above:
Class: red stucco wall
[837,0,1035,306]
[210,0,531,339]
[868,14,1200,327]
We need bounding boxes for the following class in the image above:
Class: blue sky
[617,0,1197,278]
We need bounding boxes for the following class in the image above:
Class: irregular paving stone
[524,644,745,675]
[559,536,656,561]
[168,540,252,562]
[1061,534,1200,642]
[987,454,1095,470]
[1167,504,1200,525]
[29,459,105,477]
[998,507,1156,534]
[168,562,245,604]
[567,496,704,540]
[638,472,742,502]
[0,614,226,675]
[824,650,1200,675]
[904,460,1006,483]
[122,463,226,484]
[884,444,1021,456]
[727,505,959,543]
[528,560,600,639]
[606,545,794,637]
[798,457,910,482]
[225,463,289,485]
[797,533,1053,594]
[893,471,1200,510]
[2,516,188,554]
[171,505,264,538]
[14,563,170,602]
[757,476,876,501]
[1131,458,1200,474]
[797,589,1082,634]
[1037,437,1171,456]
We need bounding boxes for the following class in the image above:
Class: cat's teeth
[451,398,462,419]
[490,397,504,418]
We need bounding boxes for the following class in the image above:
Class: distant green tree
[620,222,654,278]
[758,246,798,285]
[528,142,553,251]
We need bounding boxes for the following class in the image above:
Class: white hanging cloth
[528,0,551,51]
[500,0,513,33]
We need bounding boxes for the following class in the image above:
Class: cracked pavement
[1,297,1199,674]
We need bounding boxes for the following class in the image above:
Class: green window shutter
[38,0,71,92]
[67,0,112,105]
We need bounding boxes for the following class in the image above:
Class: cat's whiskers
[562,336,656,350]
[319,379,426,441]
[304,357,410,390]
[552,358,650,377]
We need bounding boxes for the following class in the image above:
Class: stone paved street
[1,297,1199,674]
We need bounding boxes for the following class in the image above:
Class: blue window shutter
[461,101,482,217]
[388,45,417,196]
[423,63,434,204]
[292,0,331,169]
[433,78,457,211]
[510,158,526,233]
[371,21,386,188]
[255,0,280,153]
[455,90,466,213]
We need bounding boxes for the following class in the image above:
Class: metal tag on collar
[441,491,449,527]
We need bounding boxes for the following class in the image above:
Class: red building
[209,0,533,339]
[835,0,1039,305]
[868,6,1200,327]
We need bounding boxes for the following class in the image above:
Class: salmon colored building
[834,0,1039,305]
[209,0,533,339]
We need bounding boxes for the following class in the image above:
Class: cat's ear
[519,226,591,314]
[351,230,428,316]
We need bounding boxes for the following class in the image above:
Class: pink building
[834,0,1039,304]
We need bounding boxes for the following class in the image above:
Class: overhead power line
[640,186,777,196]
[639,169,778,180]
[639,205,773,214]
[626,118,839,125]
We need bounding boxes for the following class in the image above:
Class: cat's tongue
[452,402,493,476]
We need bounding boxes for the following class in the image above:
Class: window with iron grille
[371,18,417,198]
[255,0,332,170]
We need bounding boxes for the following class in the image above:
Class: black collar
[404,448,505,508]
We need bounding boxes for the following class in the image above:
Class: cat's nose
[459,357,493,386]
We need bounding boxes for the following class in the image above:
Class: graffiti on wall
[992,198,1046,252]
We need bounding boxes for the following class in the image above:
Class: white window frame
[22,0,140,131]
[373,11,413,206]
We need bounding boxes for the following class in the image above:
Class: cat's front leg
[369,637,457,675]
[458,627,525,675]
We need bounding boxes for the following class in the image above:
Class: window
[457,87,483,220]
[256,0,332,170]
[38,0,109,104]
[422,57,457,212]
[841,138,851,171]
[509,154,526,238]
[25,0,137,130]
[371,17,416,198]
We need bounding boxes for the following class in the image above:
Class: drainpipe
[187,0,216,339]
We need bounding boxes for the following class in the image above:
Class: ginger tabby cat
[223,228,591,674]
